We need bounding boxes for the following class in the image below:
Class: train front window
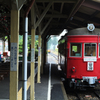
[99,44,100,57]
[84,43,96,57]
[70,43,82,57]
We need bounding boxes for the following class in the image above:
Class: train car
[58,24,100,88]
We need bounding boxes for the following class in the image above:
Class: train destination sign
[84,57,97,62]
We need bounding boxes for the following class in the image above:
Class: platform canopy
[0,0,100,38]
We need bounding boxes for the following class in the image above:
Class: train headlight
[87,24,95,31]
[72,66,76,72]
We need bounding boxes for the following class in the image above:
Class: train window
[84,43,96,57]
[99,44,100,57]
[70,43,82,57]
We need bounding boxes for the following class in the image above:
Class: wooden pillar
[30,5,36,100]
[10,10,19,100]
[43,39,46,67]
[41,39,44,74]
[30,28,35,100]
[37,35,41,83]
[45,39,47,63]
[8,35,10,51]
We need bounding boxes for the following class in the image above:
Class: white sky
[58,29,67,40]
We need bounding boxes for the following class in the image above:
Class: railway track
[49,52,58,61]
[60,69,100,100]
[64,82,100,100]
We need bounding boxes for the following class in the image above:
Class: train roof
[68,28,100,36]
[58,27,100,45]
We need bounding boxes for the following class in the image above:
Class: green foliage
[19,35,39,60]
[19,35,23,54]
[48,36,58,50]
[5,36,8,40]
[72,46,77,52]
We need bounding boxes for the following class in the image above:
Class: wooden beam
[42,26,51,38]
[10,10,19,100]
[34,3,40,18]
[65,0,83,23]
[38,5,62,14]
[82,0,100,11]
[43,38,46,67]
[30,5,36,100]
[60,2,64,13]
[11,0,18,10]
[37,35,41,83]
[18,0,26,10]
[11,0,26,10]
[36,0,76,3]
[82,10,100,24]
[35,1,53,29]
[62,0,85,29]
[45,14,68,18]
[41,18,52,35]
[41,38,44,74]
[30,28,35,100]
[75,12,100,24]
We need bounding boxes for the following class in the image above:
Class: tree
[47,36,58,50]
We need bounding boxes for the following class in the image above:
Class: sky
[57,29,67,40]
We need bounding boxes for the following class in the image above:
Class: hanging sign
[10,43,17,71]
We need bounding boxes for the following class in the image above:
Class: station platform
[35,63,67,100]
[0,54,68,100]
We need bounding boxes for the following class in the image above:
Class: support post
[22,17,28,100]
[43,39,46,67]
[10,10,19,100]
[8,35,10,51]
[41,39,44,74]
[37,35,41,83]
[30,28,35,100]
[30,4,36,100]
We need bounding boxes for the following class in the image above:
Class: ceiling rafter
[82,0,100,11]
[82,10,100,24]
[45,14,68,18]
[75,12,100,24]
[60,2,64,13]
[38,5,62,14]
[65,0,85,24]
[36,0,76,3]
[35,1,53,29]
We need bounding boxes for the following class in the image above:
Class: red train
[58,24,100,88]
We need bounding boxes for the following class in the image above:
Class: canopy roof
[0,0,100,39]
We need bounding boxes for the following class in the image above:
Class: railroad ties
[65,86,100,100]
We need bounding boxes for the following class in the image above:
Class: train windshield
[70,43,82,57]
[99,44,100,56]
[84,43,96,57]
